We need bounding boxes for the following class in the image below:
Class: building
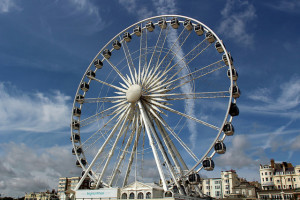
[25,191,58,200]
[58,177,90,200]
[201,178,222,198]
[258,159,300,199]
[260,159,300,191]
[231,180,258,198]
[120,181,164,199]
[221,169,240,197]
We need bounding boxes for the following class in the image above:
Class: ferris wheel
[71,15,240,196]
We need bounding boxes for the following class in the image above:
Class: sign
[76,188,119,199]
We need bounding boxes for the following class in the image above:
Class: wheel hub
[126,84,142,103]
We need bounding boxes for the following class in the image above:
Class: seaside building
[258,159,300,199]
[57,176,90,200]
[24,191,58,200]
[201,178,222,198]
[221,169,240,197]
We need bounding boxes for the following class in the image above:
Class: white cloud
[0,82,71,133]
[215,135,258,169]
[291,135,300,150]
[265,0,300,14]
[243,77,300,118]
[218,0,256,46]
[0,142,81,197]
[0,0,20,13]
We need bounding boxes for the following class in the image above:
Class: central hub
[126,84,142,103]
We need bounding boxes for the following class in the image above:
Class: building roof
[122,181,163,191]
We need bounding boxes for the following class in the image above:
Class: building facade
[58,177,90,200]
[221,169,240,197]
[260,159,300,191]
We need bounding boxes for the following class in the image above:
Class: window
[265,172,267,175]
[225,179,229,183]
[261,173,263,176]
[206,180,210,184]
[288,178,291,181]
[215,191,220,196]
[270,178,273,181]
[206,186,210,189]
[266,178,268,181]
[284,185,286,189]
[137,192,144,199]
[262,178,264,181]
[129,193,135,199]
[277,180,280,183]
[294,178,296,181]
[146,192,151,199]
[121,193,127,199]
[269,172,272,175]
[278,185,281,189]
[215,185,220,189]
[206,192,210,196]
[225,185,229,189]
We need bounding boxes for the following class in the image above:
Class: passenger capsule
[76,160,80,167]
[73,107,81,117]
[188,173,201,185]
[76,158,87,167]
[223,53,233,66]
[80,82,89,92]
[184,19,193,31]
[158,19,167,29]
[86,70,95,79]
[134,26,142,36]
[227,68,238,81]
[113,40,121,50]
[205,32,215,43]
[71,133,80,143]
[229,102,239,116]
[81,158,87,166]
[72,147,82,155]
[203,158,214,171]
[123,32,132,42]
[214,141,226,154]
[215,41,224,53]
[146,21,155,32]
[94,59,103,69]
[75,95,84,104]
[194,24,204,36]
[72,120,80,130]
[103,49,111,59]
[171,18,179,29]
[232,85,241,98]
[223,122,235,136]
[81,170,93,177]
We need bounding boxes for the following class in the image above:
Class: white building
[221,169,240,197]
[260,159,300,191]
[201,170,241,198]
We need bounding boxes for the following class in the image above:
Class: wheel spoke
[79,100,127,127]
[75,104,130,191]
[88,76,127,93]
[164,38,211,81]
[146,98,219,130]
[144,91,230,101]
[83,96,126,103]
[121,36,137,84]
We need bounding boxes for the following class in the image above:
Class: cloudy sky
[1,0,300,197]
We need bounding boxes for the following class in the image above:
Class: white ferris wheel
[71,15,240,196]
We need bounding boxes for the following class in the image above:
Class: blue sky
[0,0,300,197]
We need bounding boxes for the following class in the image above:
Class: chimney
[271,159,275,168]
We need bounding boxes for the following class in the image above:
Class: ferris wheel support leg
[137,100,168,191]
[73,107,129,192]
[154,118,188,172]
